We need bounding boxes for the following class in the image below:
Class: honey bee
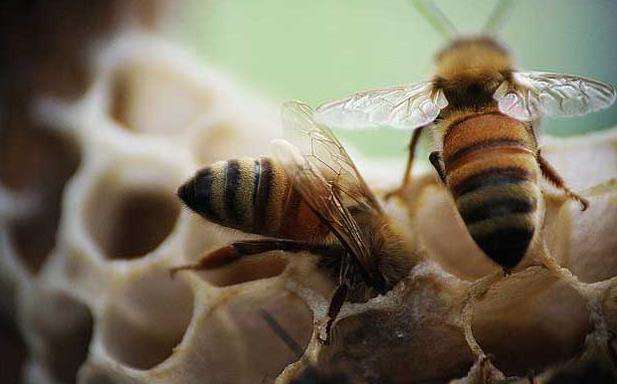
[171,101,416,343]
[313,0,616,272]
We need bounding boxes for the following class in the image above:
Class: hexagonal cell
[22,288,93,383]
[0,127,81,273]
[109,61,212,135]
[168,284,313,383]
[83,159,182,260]
[229,289,313,381]
[540,130,617,192]
[545,181,617,283]
[100,267,194,370]
[304,266,473,384]
[473,273,590,376]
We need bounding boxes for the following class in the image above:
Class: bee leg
[318,282,349,345]
[385,125,426,200]
[429,151,447,184]
[169,239,332,278]
[537,149,589,211]
[460,271,503,360]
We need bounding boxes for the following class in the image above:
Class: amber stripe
[254,157,273,233]
[448,146,535,174]
[282,187,303,230]
[442,112,503,144]
[208,162,227,224]
[446,138,532,168]
[443,115,534,159]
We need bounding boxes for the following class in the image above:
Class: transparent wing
[494,71,616,121]
[272,139,377,283]
[314,81,448,129]
[272,101,386,283]
[281,101,382,214]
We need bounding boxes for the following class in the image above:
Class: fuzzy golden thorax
[316,210,415,304]
[435,36,513,83]
[357,212,416,292]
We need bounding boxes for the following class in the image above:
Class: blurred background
[174,0,617,158]
[0,1,615,383]
[3,0,616,161]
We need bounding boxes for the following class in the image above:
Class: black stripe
[178,167,217,220]
[460,197,537,225]
[446,138,528,165]
[442,83,495,110]
[451,167,531,197]
[473,227,535,270]
[254,158,273,233]
[225,160,242,225]
[252,159,261,207]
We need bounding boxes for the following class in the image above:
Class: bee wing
[314,81,448,129]
[272,138,377,284]
[272,101,385,285]
[494,71,616,121]
[281,101,383,214]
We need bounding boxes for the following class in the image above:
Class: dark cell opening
[100,269,194,369]
[87,188,180,260]
[1,128,81,273]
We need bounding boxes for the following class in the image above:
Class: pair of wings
[273,101,384,286]
[314,71,616,129]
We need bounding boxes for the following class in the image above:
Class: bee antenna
[408,0,458,39]
[483,0,515,34]
[260,309,304,359]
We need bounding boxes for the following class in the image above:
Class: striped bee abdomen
[177,157,325,240]
[443,113,541,270]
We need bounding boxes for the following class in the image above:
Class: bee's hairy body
[434,38,542,269]
[440,110,541,269]
[178,157,413,299]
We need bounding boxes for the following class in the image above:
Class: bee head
[409,0,515,80]
[434,36,513,81]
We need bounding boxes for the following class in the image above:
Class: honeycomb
[1,31,616,384]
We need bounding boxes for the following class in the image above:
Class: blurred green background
[174,0,617,159]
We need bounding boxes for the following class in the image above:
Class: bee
[313,0,616,272]
[170,101,416,343]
